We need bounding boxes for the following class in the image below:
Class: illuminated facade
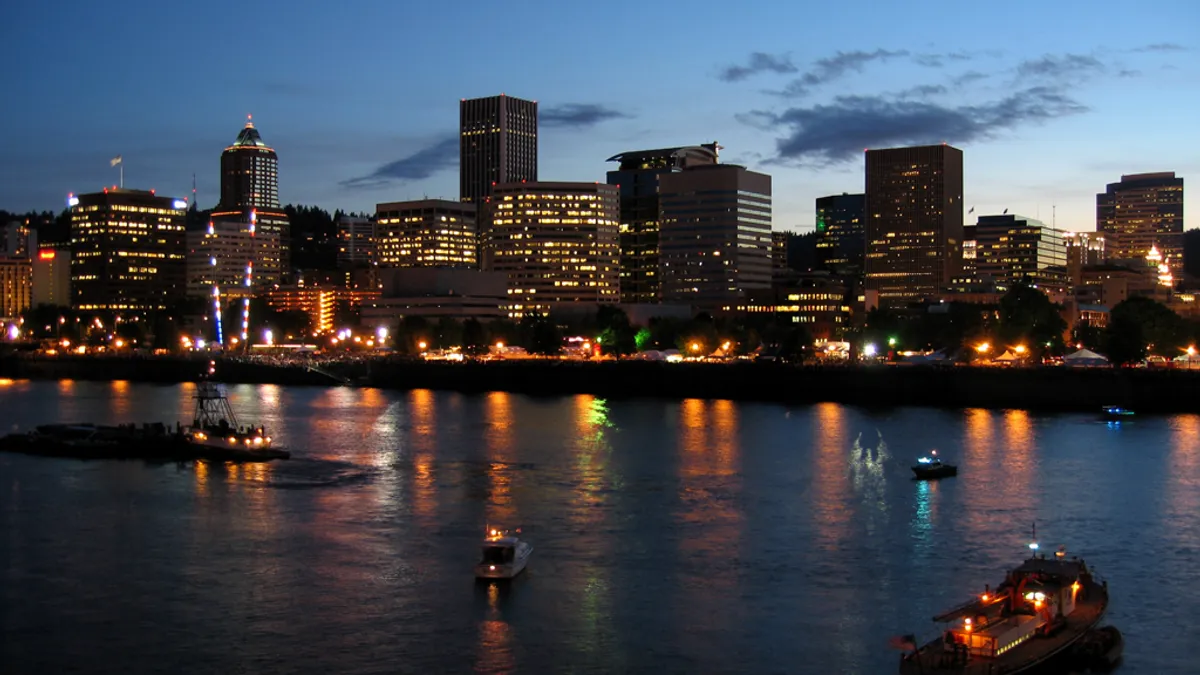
[185,218,281,298]
[336,216,375,267]
[375,200,477,269]
[32,247,71,307]
[815,193,865,273]
[772,231,789,279]
[605,144,720,303]
[460,95,538,208]
[214,118,291,274]
[265,285,380,336]
[69,188,187,311]
[1096,172,1184,274]
[0,257,32,317]
[488,182,619,317]
[864,144,964,307]
[659,164,773,309]
[973,215,1067,292]
[733,275,849,340]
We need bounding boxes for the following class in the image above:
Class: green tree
[1105,296,1186,364]
[997,283,1067,356]
[519,313,561,355]
[595,306,636,356]
[462,318,488,355]
[434,317,463,349]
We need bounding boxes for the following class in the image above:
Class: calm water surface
[0,379,1197,674]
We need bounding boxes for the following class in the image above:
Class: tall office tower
[488,182,619,317]
[460,94,538,206]
[864,144,964,306]
[185,219,281,298]
[659,164,772,309]
[771,231,790,278]
[1096,172,1184,274]
[815,193,865,273]
[973,214,1067,289]
[1,221,33,257]
[375,199,478,269]
[605,144,720,303]
[212,117,291,280]
[68,188,187,311]
[336,216,375,268]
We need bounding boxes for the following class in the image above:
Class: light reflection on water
[0,382,1197,673]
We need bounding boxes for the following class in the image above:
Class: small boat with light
[185,381,289,460]
[897,528,1110,674]
[1100,405,1134,421]
[912,450,957,480]
[475,527,532,580]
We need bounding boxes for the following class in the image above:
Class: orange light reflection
[811,403,852,552]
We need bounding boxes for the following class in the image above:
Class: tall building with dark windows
[488,182,619,318]
[460,95,538,206]
[864,144,963,306]
[815,193,865,274]
[212,118,290,282]
[659,164,772,310]
[68,188,187,311]
[605,144,719,303]
[1096,172,1184,274]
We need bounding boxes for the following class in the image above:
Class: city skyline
[3,0,1197,232]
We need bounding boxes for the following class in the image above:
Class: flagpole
[120,162,123,189]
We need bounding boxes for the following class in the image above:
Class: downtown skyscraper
[1096,172,1184,274]
[864,144,964,307]
[212,117,290,283]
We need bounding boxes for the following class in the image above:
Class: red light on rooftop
[38,250,55,260]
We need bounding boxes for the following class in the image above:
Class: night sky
[3,0,1196,231]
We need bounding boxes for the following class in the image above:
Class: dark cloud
[771,49,910,97]
[753,87,1087,165]
[951,70,990,87]
[1134,43,1186,52]
[1118,69,1142,78]
[912,51,974,68]
[1016,53,1104,79]
[718,52,798,82]
[895,84,948,99]
[540,103,630,128]
[341,135,458,189]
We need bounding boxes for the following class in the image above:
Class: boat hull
[475,544,532,579]
[0,427,290,463]
[912,465,957,480]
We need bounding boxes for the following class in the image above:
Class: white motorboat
[475,527,532,580]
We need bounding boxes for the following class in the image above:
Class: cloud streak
[540,103,630,128]
[753,87,1087,165]
[1133,43,1186,52]
[718,52,798,82]
[771,49,910,97]
[341,135,458,189]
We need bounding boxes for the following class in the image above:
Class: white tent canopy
[1064,348,1108,362]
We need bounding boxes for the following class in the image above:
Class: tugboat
[184,381,288,460]
[897,528,1110,674]
[1100,405,1135,421]
[475,526,533,580]
[912,450,957,480]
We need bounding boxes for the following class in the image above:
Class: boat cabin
[480,538,519,565]
[937,553,1090,659]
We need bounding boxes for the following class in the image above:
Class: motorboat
[185,381,287,459]
[475,527,532,580]
[1100,405,1134,421]
[897,529,1110,674]
[912,450,957,480]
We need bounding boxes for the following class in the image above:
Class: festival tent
[1063,348,1109,367]
[993,350,1023,362]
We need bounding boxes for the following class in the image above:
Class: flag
[888,634,917,651]
[968,206,975,214]
[1002,208,1009,214]
[110,156,123,167]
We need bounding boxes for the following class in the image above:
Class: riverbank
[3,354,1199,413]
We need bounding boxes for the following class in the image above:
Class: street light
[976,342,991,353]
[1014,345,1027,355]
[418,340,428,351]
[888,336,897,347]
[690,342,701,352]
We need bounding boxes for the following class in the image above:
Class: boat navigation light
[981,593,989,602]
[1029,542,1039,551]
[489,565,496,571]
[963,617,972,632]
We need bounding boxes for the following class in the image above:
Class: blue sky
[2,0,1196,232]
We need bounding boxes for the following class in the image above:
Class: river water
[0,379,1196,674]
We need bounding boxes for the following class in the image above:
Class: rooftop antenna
[1053,205,1057,229]
[192,173,197,208]
[1029,522,1039,554]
